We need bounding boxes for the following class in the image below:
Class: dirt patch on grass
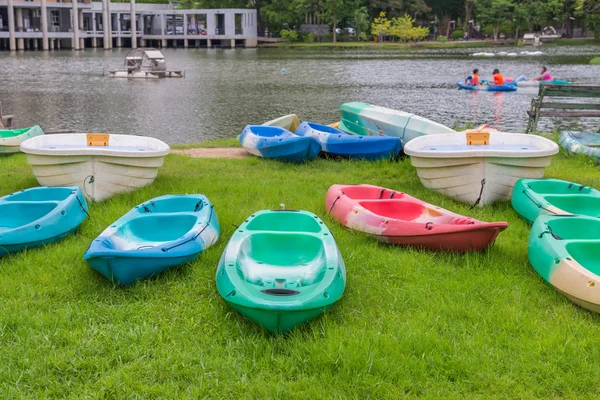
[172,148,250,159]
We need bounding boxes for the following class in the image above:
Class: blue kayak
[0,186,88,257]
[84,194,220,285]
[239,125,321,163]
[295,121,402,160]
[457,82,517,92]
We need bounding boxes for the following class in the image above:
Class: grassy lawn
[261,40,501,49]
[1,141,600,398]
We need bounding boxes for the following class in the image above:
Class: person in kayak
[533,66,552,81]
[464,68,481,86]
[491,69,504,85]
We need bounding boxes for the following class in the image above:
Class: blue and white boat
[239,125,321,163]
[457,82,517,92]
[295,121,402,161]
[84,194,220,285]
[0,186,88,256]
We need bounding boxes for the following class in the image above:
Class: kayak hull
[0,186,88,257]
[239,125,321,163]
[512,178,600,223]
[457,82,517,92]
[529,215,600,313]
[559,131,600,162]
[216,210,346,333]
[84,194,220,285]
[295,121,402,160]
[0,125,44,155]
[326,184,508,252]
[338,102,455,143]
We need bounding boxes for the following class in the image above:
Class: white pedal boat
[404,127,559,207]
[20,133,170,202]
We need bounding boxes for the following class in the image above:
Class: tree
[476,0,515,41]
[353,6,371,39]
[390,14,429,40]
[371,11,392,41]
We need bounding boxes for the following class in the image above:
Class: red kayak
[325,184,508,252]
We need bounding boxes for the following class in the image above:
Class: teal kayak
[216,210,346,333]
[0,186,88,256]
[0,125,44,155]
[512,178,600,223]
[559,131,600,162]
[529,214,600,313]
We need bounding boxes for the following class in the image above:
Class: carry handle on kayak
[261,289,300,296]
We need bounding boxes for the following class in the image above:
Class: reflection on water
[0,45,599,144]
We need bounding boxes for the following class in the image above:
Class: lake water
[1,45,599,144]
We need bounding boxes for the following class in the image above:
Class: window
[51,10,60,27]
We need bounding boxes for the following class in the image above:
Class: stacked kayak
[295,121,402,160]
[325,184,508,251]
[84,194,220,285]
[216,210,346,333]
[0,125,44,155]
[239,125,321,163]
[337,102,455,143]
[457,82,517,92]
[0,186,88,257]
[512,178,600,223]
[529,214,600,313]
[262,114,301,132]
[559,131,600,162]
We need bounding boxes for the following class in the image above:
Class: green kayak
[512,178,600,223]
[216,210,346,333]
[0,125,44,155]
[529,215,600,313]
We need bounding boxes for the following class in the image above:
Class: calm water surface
[1,45,599,144]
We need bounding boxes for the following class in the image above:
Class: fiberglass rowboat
[239,125,321,163]
[512,178,600,223]
[20,133,170,202]
[0,186,88,257]
[84,194,220,285]
[529,214,600,313]
[559,131,600,162]
[325,184,508,252]
[403,127,559,207]
[337,102,455,143]
[0,125,44,155]
[216,210,346,333]
[295,121,402,161]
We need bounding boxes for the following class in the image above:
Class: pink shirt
[541,71,552,81]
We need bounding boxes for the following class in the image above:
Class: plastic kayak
[0,186,88,257]
[528,214,600,313]
[239,125,321,163]
[512,178,600,223]
[0,125,44,155]
[507,79,571,87]
[559,131,600,162]
[84,194,220,285]
[216,210,346,333]
[457,82,517,92]
[262,114,301,132]
[325,184,508,251]
[338,102,455,143]
[295,121,402,160]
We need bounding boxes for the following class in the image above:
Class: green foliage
[280,28,299,41]
[451,29,465,39]
[437,34,448,41]
[371,11,392,40]
[591,56,600,64]
[390,14,429,41]
[304,32,316,42]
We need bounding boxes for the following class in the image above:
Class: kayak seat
[567,241,600,276]
[0,202,58,229]
[5,187,73,202]
[526,180,593,195]
[113,214,198,249]
[546,217,600,241]
[542,195,600,217]
[236,233,326,288]
[138,196,208,213]
[358,200,423,221]
[245,212,321,233]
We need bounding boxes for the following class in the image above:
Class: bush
[451,29,464,40]
[591,57,600,65]
[304,33,316,43]
[437,35,448,42]
[280,29,298,42]
[358,33,368,41]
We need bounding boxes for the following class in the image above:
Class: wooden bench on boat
[526,84,600,133]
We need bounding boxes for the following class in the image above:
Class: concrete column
[183,13,188,37]
[102,0,109,49]
[161,38,167,48]
[41,0,49,50]
[139,38,145,47]
[106,0,112,48]
[130,0,137,49]
[16,7,24,50]
[116,37,121,47]
[207,38,211,48]
[71,0,80,50]
[92,37,97,47]
[160,14,165,35]
[56,39,61,49]
[184,39,188,48]
[7,0,16,51]
[33,39,38,49]
[230,39,235,48]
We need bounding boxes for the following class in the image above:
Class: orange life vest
[472,73,479,85]
[493,73,504,85]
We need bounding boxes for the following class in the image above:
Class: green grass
[1,141,600,398]
[591,56,600,65]
[262,40,501,49]
[548,38,600,46]
[170,138,240,149]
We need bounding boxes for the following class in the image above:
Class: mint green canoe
[512,178,600,223]
[216,210,346,333]
[529,215,600,313]
[338,102,455,143]
[0,125,44,155]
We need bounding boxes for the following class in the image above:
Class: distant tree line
[175,0,600,42]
